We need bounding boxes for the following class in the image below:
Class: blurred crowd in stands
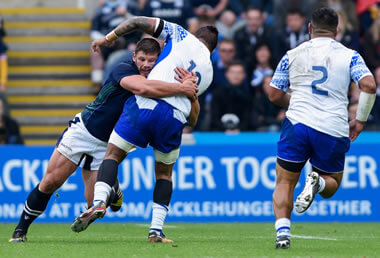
[1,0,380,145]
[0,16,23,144]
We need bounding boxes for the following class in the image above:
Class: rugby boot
[295,171,320,213]
[110,187,123,212]
[276,236,290,249]
[71,201,106,233]
[9,229,27,243]
[148,230,173,243]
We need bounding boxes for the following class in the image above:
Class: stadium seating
[1,0,95,145]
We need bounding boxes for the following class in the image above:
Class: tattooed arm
[91,16,159,53]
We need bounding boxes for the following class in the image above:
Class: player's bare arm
[92,17,157,53]
[120,75,197,100]
[267,86,291,107]
[188,96,200,127]
[350,75,376,141]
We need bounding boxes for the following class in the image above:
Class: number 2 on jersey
[311,66,328,96]
[187,60,202,85]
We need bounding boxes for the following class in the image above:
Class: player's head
[309,7,338,38]
[194,26,219,53]
[133,38,161,77]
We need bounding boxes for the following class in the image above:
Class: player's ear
[132,52,136,62]
[308,22,312,34]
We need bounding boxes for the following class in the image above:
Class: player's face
[133,51,159,78]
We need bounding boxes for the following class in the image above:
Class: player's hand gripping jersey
[136,19,213,119]
[271,37,372,137]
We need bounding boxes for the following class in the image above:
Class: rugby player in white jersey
[71,17,218,243]
[268,7,376,249]
[9,38,198,243]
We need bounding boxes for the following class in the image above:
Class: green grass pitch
[1,223,379,257]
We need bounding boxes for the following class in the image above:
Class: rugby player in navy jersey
[71,16,218,243]
[9,38,198,243]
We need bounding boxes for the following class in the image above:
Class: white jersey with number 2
[270,37,372,137]
[137,19,213,119]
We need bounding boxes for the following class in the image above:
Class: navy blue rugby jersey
[81,51,137,142]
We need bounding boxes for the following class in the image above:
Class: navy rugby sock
[97,159,118,187]
[15,184,52,233]
[93,160,118,205]
[153,179,173,206]
[150,179,173,231]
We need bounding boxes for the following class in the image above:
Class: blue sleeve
[350,51,372,86]
[270,53,290,91]
[111,63,139,84]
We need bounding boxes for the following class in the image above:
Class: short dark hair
[311,7,338,33]
[287,7,304,17]
[194,26,219,52]
[135,38,161,55]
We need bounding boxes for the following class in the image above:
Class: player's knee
[105,143,127,163]
[39,175,62,193]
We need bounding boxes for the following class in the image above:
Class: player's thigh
[275,160,301,186]
[112,96,150,150]
[39,149,78,192]
[151,105,185,157]
[277,118,311,165]
[82,169,98,188]
[309,130,350,173]
[56,113,108,171]
[109,131,137,158]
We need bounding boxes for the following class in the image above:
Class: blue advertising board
[0,133,379,223]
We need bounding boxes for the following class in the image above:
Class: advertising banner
[0,133,379,223]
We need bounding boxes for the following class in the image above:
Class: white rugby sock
[93,182,112,206]
[275,218,291,239]
[150,202,168,232]
[318,176,326,193]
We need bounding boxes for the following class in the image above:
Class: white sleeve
[153,19,189,43]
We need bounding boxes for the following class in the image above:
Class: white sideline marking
[292,234,337,241]
[135,223,178,228]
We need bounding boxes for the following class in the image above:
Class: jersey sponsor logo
[59,142,72,152]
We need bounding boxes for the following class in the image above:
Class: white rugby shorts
[56,113,107,171]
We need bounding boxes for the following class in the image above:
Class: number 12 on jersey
[311,66,328,96]
[187,60,202,85]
